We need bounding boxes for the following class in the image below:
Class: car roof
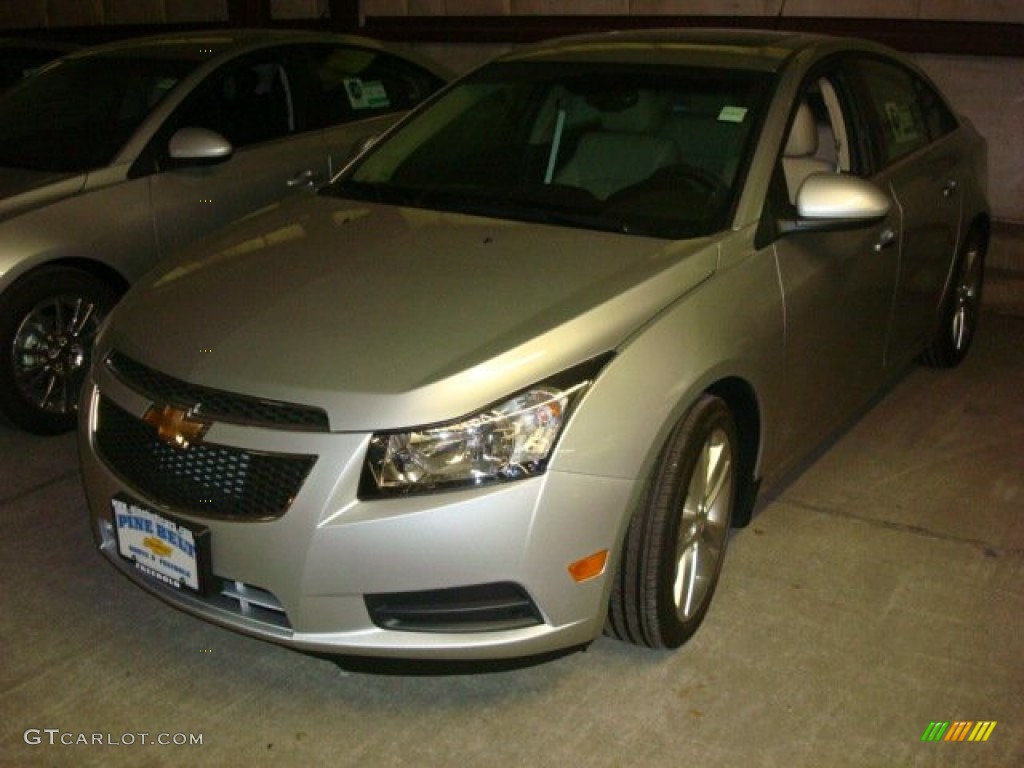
[59,28,449,76]
[500,28,869,72]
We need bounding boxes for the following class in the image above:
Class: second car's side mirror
[167,126,234,166]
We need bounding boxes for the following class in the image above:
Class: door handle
[286,169,318,189]
[874,227,897,252]
[942,179,959,198]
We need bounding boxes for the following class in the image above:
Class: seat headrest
[785,102,818,158]
[600,90,668,133]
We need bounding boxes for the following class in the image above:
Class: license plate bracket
[111,494,212,595]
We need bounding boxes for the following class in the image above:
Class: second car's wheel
[0,267,119,435]
[920,227,986,368]
[607,394,738,649]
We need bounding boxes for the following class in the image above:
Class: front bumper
[78,362,633,660]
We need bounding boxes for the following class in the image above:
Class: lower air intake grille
[365,582,543,633]
[95,396,315,520]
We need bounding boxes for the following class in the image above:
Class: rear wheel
[0,268,118,434]
[607,394,737,649]
[920,228,986,368]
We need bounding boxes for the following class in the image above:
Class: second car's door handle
[286,169,318,189]
[874,227,897,252]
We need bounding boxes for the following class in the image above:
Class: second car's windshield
[331,61,771,239]
[0,54,197,173]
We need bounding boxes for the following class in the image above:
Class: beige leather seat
[556,90,679,199]
[782,102,833,204]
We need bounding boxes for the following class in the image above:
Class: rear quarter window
[308,45,444,127]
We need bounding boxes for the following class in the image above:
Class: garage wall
[0,1,334,26]
[0,1,227,25]
[362,0,1024,21]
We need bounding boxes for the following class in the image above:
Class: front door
[147,47,328,260]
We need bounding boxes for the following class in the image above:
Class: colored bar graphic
[945,721,973,741]
[922,720,996,742]
[968,722,997,742]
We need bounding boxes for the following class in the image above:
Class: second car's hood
[106,196,719,430]
[0,166,86,219]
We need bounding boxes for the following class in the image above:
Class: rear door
[850,56,964,368]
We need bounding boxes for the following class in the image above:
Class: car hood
[0,166,86,219]
[104,196,720,430]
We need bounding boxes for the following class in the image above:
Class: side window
[174,51,298,149]
[855,57,957,166]
[306,45,444,128]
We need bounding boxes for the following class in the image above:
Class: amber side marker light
[568,550,609,582]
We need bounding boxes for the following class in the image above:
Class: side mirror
[167,127,234,166]
[782,173,890,235]
[797,173,891,220]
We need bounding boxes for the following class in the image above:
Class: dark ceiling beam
[226,0,271,28]
[328,0,360,33]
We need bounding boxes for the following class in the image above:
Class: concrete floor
[1,314,1021,768]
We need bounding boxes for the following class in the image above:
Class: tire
[0,267,119,434]
[920,228,986,368]
[607,394,738,649]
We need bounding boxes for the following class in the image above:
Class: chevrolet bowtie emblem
[143,404,209,448]
[143,535,173,558]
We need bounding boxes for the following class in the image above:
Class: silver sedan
[0,29,449,433]
[79,29,988,661]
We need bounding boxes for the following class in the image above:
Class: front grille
[106,352,330,432]
[95,396,316,520]
[365,582,543,633]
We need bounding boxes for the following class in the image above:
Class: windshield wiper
[325,180,645,235]
[322,179,430,207]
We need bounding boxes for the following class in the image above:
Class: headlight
[359,355,611,497]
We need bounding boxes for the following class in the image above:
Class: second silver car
[0,29,449,433]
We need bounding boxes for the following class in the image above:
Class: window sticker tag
[345,78,390,110]
[718,106,748,123]
[884,101,919,143]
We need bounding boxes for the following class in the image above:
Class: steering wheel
[607,163,729,214]
[652,163,729,201]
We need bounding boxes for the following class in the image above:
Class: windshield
[0,54,197,172]
[329,61,772,239]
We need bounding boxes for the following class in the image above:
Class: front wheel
[0,268,119,434]
[607,394,738,649]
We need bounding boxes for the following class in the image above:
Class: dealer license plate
[111,494,210,594]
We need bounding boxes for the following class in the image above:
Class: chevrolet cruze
[79,29,988,661]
